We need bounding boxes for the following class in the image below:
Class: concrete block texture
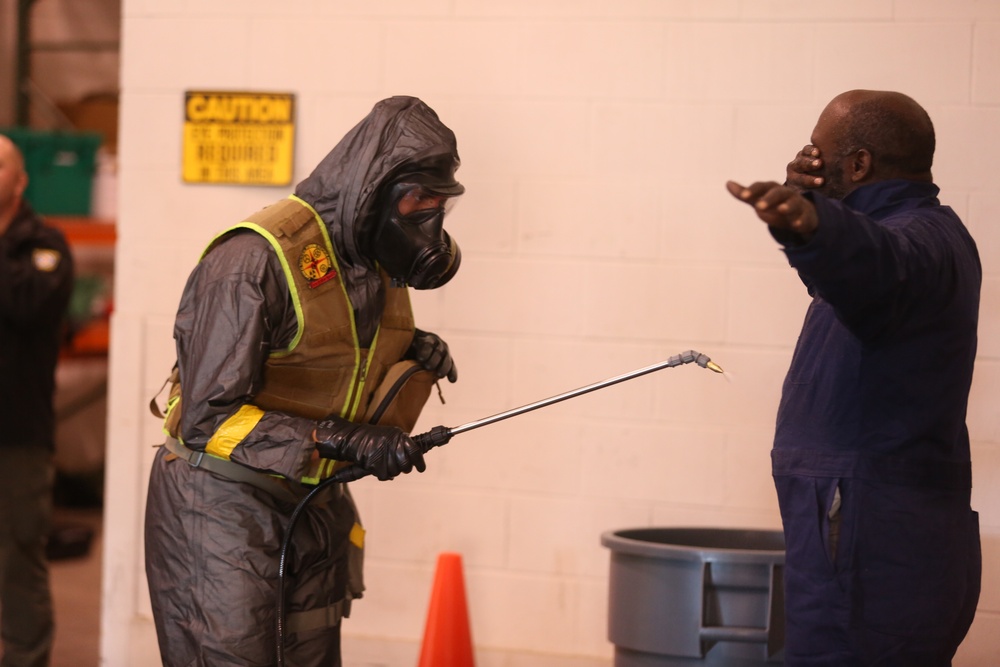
[105,0,1000,664]
[973,21,1000,104]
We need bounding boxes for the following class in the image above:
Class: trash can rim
[601,526,785,563]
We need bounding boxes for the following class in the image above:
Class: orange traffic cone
[417,552,475,667]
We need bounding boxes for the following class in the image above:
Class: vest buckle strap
[162,436,302,504]
[286,598,352,635]
[190,449,205,467]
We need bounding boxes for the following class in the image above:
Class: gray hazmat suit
[144,96,462,667]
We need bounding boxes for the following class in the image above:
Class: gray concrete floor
[47,507,612,667]
[49,507,103,667]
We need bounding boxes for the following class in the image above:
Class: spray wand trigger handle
[413,425,453,452]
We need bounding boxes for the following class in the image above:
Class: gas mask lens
[396,185,459,221]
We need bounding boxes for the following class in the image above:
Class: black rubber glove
[313,417,426,481]
[409,328,458,382]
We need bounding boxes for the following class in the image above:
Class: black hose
[273,417,450,665]
[272,351,719,664]
[274,464,370,667]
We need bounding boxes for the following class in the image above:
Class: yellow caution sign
[182,91,295,186]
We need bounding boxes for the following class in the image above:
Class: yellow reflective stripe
[345,327,384,421]
[290,195,365,417]
[349,522,365,549]
[213,221,305,357]
[160,394,181,438]
[288,194,335,250]
[200,197,338,359]
[300,457,335,485]
[206,404,265,460]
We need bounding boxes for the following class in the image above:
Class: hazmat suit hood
[294,96,463,341]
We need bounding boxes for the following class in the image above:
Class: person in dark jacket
[726,90,981,666]
[0,134,75,667]
[144,96,463,667]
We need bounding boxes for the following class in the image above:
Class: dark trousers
[0,447,54,667]
[775,474,981,666]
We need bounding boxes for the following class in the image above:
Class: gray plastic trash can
[601,527,785,666]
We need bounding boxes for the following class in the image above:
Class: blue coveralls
[772,180,982,666]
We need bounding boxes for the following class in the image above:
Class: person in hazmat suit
[144,96,463,667]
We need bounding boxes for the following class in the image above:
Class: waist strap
[163,436,301,504]
[772,447,972,490]
[286,598,352,635]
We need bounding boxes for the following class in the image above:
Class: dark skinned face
[810,98,855,201]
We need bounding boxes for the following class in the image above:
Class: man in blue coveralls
[727,90,981,666]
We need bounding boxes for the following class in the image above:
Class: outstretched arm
[726,180,818,241]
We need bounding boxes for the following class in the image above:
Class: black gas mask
[371,180,462,290]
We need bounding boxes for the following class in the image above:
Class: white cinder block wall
[103,1,1000,664]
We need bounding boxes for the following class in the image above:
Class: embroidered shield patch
[298,243,336,288]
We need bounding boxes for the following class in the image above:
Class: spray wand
[412,348,722,451]
[276,349,723,664]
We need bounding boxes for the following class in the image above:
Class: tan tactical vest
[232,196,416,422]
[161,196,437,449]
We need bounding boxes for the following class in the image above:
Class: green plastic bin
[1,127,102,216]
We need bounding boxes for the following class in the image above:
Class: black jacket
[0,203,74,449]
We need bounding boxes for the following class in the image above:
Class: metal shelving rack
[14,0,119,126]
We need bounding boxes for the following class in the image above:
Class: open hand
[726,180,818,239]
